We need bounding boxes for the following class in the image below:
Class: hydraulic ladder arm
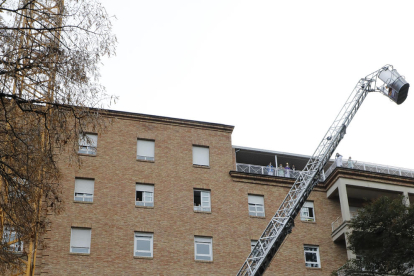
[237,65,409,276]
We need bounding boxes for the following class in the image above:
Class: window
[248,195,265,217]
[300,201,315,222]
[192,146,209,166]
[8,178,28,198]
[74,179,94,202]
[193,189,211,212]
[136,184,154,207]
[251,240,258,252]
[137,139,155,161]
[70,228,91,254]
[134,232,153,257]
[350,206,360,218]
[78,134,97,155]
[194,236,212,261]
[304,245,321,268]
[2,227,23,252]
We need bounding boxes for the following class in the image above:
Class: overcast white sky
[99,0,414,169]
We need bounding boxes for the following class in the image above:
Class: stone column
[337,183,354,259]
[338,183,351,221]
[403,191,410,206]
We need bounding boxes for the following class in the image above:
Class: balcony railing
[237,159,414,183]
[236,163,301,179]
[331,211,358,232]
[324,159,414,180]
[331,216,344,232]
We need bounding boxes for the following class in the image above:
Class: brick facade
[35,111,412,275]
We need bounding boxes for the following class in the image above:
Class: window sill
[136,159,155,163]
[78,153,97,157]
[6,251,24,255]
[249,215,266,219]
[194,210,211,214]
[69,253,90,256]
[305,267,322,270]
[195,260,213,263]
[135,205,154,209]
[193,165,210,169]
[134,256,153,260]
[300,219,316,224]
[73,201,93,204]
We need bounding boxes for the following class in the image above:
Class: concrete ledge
[249,215,266,219]
[133,256,153,260]
[135,205,154,209]
[78,153,97,157]
[69,253,90,256]
[195,260,213,263]
[73,201,93,204]
[136,159,155,163]
[193,165,210,169]
[194,210,212,214]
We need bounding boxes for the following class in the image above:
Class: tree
[0,0,116,274]
[334,196,414,276]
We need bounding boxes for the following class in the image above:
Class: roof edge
[103,109,234,133]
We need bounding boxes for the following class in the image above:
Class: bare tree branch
[0,0,117,273]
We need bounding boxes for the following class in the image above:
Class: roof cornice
[102,109,234,133]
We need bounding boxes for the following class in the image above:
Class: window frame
[300,201,315,222]
[192,145,210,167]
[193,189,211,212]
[194,236,213,261]
[70,228,91,254]
[2,227,23,252]
[304,245,321,268]
[78,133,98,155]
[74,178,94,203]
[137,139,155,161]
[136,184,154,207]
[251,240,258,252]
[134,232,153,258]
[248,194,265,217]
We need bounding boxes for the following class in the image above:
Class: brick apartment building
[33,110,414,275]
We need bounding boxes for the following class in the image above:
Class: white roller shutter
[248,195,264,205]
[136,184,154,192]
[303,201,314,208]
[74,179,94,194]
[192,146,209,166]
[194,236,211,243]
[137,140,155,158]
[70,228,91,248]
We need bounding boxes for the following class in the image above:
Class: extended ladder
[237,65,409,275]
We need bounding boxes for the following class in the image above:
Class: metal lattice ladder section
[237,65,403,276]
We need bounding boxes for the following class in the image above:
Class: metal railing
[236,163,301,179]
[331,216,344,232]
[324,159,414,180]
[237,160,414,183]
[331,211,358,232]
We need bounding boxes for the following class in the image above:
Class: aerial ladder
[237,65,410,276]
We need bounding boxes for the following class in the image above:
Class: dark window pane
[196,243,210,255]
[135,251,152,257]
[196,255,211,261]
[309,208,314,217]
[194,191,201,206]
[305,252,317,262]
[136,191,143,201]
[136,239,150,251]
